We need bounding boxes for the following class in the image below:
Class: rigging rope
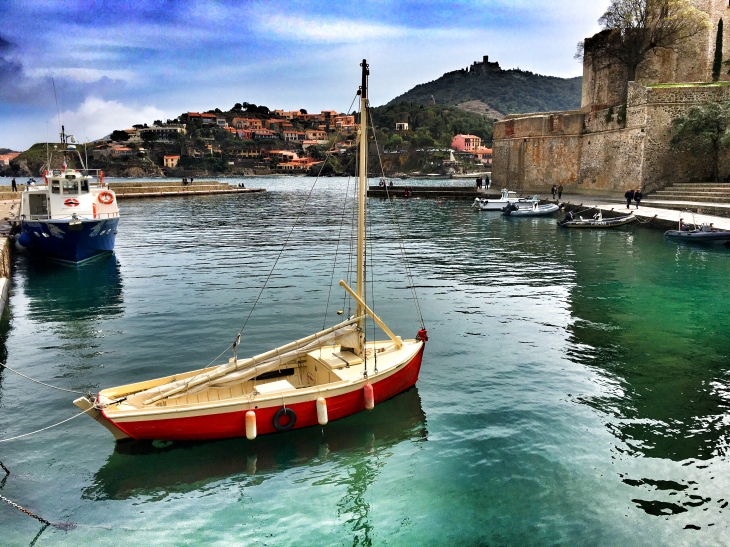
[181,93,361,392]
[367,109,425,329]
[0,363,86,394]
[322,175,352,330]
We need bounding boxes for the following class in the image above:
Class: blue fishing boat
[15,129,120,263]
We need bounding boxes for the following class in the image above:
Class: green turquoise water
[1,177,729,546]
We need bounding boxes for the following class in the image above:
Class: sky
[0,0,607,151]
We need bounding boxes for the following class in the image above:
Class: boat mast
[356,59,369,355]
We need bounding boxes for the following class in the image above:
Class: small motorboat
[557,210,636,228]
[502,199,559,217]
[665,221,730,245]
[473,189,531,211]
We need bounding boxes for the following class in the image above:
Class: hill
[386,56,582,117]
[370,103,493,148]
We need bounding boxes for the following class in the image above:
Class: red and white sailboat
[74,60,428,442]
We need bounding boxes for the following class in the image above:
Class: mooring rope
[0,406,95,444]
[0,363,87,394]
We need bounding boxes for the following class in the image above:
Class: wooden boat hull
[558,215,636,228]
[94,343,424,441]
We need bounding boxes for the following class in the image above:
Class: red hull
[105,344,425,441]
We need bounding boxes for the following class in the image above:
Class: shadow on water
[84,387,426,502]
[19,254,124,323]
[564,228,730,516]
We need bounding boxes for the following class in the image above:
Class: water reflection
[85,387,426,501]
[565,229,730,518]
[21,254,124,323]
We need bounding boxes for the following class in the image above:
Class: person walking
[625,188,635,209]
[11,178,17,192]
[557,184,563,199]
[551,184,557,199]
[485,175,490,189]
[634,188,643,209]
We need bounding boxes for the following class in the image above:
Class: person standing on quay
[11,178,17,192]
[625,188,635,209]
[551,184,557,199]
[557,184,563,200]
[634,188,643,209]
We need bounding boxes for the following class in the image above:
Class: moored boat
[664,221,730,245]
[473,189,531,211]
[502,199,559,217]
[15,129,119,263]
[557,210,636,228]
[73,59,428,442]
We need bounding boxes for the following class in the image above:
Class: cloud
[260,14,407,43]
[27,67,135,83]
[0,35,13,52]
[58,97,171,141]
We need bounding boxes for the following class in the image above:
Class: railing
[21,212,119,221]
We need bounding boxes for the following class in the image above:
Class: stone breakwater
[108,180,265,198]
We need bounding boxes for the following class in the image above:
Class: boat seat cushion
[254,379,297,395]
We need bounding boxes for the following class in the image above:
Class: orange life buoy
[98,191,114,205]
[93,203,98,219]
[99,170,105,185]
[43,169,49,186]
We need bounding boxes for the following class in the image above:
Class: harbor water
[1,177,729,546]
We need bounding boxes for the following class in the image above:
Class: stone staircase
[643,183,730,217]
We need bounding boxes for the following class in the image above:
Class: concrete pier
[0,199,18,318]
[368,185,492,200]
[109,181,265,199]
[560,194,730,231]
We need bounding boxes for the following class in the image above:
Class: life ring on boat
[42,169,49,185]
[98,191,114,205]
[272,407,296,432]
[99,171,105,185]
[92,203,98,219]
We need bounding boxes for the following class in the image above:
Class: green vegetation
[713,19,723,82]
[370,103,494,149]
[671,101,730,182]
[386,68,582,116]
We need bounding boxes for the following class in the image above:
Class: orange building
[451,134,482,151]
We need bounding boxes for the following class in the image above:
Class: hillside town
[83,105,493,177]
[2,101,493,178]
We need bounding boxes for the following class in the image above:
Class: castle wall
[581,0,730,112]
[493,82,730,194]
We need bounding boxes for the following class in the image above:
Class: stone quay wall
[493,83,730,194]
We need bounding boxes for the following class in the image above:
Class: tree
[110,130,129,142]
[141,131,158,153]
[578,0,708,94]
[712,19,723,82]
[670,101,730,182]
[386,134,403,151]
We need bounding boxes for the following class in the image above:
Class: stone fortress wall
[493,0,730,194]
